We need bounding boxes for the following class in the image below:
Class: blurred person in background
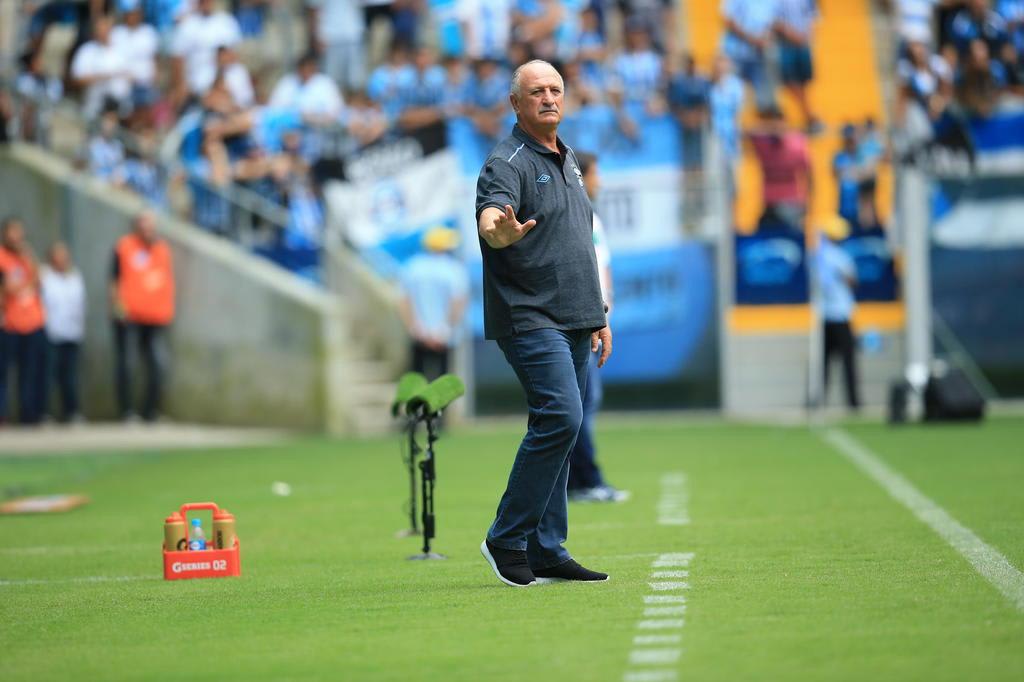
[747,105,812,233]
[306,0,367,91]
[833,123,863,226]
[0,217,47,425]
[88,103,127,185]
[617,0,676,56]
[814,215,860,411]
[41,242,86,423]
[950,0,1010,62]
[396,46,446,131]
[70,14,132,120]
[709,54,745,222]
[110,211,175,422]
[609,18,665,113]
[721,0,779,110]
[269,51,344,124]
[170,0,242,108]
[398,226,469,382]
[457,0,513,61]
[15,48,64,144]
[668,53,711,225]
[111,0,159,125]
[774,0,822,133]
[566,152,629,504]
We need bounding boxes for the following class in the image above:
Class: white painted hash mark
[652,553,693,568]
[633,635,682,645]
[823,428,1024,612]
[636,619,685,630]
[643,595,686,604]
[651,570,689,578]
[657,473,690,526]
[623,671,678,682]
[648,581,689,591]
[643,606,687,617]
[629,649,682,665]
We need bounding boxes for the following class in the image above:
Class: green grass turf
[1,417,1023,681]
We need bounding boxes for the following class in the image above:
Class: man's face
[198,0,216,16]
[511,64,564,131]
[94,18,111,43]
[135,214,157,243]
[2,222,24,250]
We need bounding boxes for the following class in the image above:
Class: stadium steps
[684,0,891,232]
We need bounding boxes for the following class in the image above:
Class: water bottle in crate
[162,502,241,581]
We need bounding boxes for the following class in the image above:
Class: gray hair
[510,59,563,97]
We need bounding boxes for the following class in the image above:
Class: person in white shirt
[111,2,160,111]
[269,52,344,124]
[170,0,242,104]
[306,0,366,91]
[214,45,255,109]
[40,242,86,422]
[71,15,132,119]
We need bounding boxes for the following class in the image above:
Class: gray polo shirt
[475,125,607,340]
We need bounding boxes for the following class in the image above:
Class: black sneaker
[533,558,609,583]
[480,540,536,587]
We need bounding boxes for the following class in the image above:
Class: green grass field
[2,416,1023,681]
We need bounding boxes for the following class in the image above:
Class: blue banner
[734,232,808,305]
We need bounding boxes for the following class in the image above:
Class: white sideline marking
[629,649,681,665]
[0,575,155,587]
[636,619,685,630]
[643,606,687,617]
[643,595,686,604]
[651,570,689,578]
[0,543,150,556]
[649,581,689,591]
[823,428,1024,612]
[634,635,682,645]
[624,672,678,682]
[657,473,690,526]
[652,553,693,567]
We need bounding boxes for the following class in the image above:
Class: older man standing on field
[476,60,613,587]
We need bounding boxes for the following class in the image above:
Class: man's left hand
[591,326,612,368]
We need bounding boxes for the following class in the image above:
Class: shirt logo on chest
[571,164,584,188]
[536,174,551,184]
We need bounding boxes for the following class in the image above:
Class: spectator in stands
[0,217,47,425]
[668,53,710,223]
[833,123,865,226]
[1000,38,1024,90]
[709,54,745,215]
[566,151,628,504]
[15,48,63,144]
[721,0,778,110]
[213,44,255,110]
[170,0,242,107]
[957,38,1007,115]
[747,105,812,233]
[367,41,414,124]
[466,57,510,140]
[896,38,953,122]
[270,52,344,126]
[775,0,822,133]
[110,210,175,422]
[123,125,166,206]
[1000,0,1024,55]
[891,0,949,46]
[814,215,860,411]
[40,241,86,423]
[88,103,127,184]
[306,0,366,92]
[111,1,159,124]
[70,14,132,120]
[458,0,514,61]
[617,0,676,56]
[271,129,325,254]
[232,0,270,38]
[950,0,1010,60]
[609,18,664,113]
[396,46,446,131]
[344,89,388,147]
[398,226,469,382]
[576,6,607,80]
[512,0,564,61]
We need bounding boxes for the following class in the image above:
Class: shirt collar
[512,124,565,157]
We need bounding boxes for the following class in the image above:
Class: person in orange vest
[0,217,48,424]
[109,210,175,422]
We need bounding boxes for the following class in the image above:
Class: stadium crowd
[1,3,1021,250]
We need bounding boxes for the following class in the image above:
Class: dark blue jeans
[1,328,47,424]
[568,350,607,492]
[488,328,591,570]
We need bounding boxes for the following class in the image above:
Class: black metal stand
[407,414,446,560]
[395,418,421,538]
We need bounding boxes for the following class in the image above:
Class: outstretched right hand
[479,205,537,249]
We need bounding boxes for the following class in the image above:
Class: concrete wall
[0,144,347,431]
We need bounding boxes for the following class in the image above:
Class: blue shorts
[779,42,814,85]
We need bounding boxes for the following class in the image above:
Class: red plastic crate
[162,502,241,581]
